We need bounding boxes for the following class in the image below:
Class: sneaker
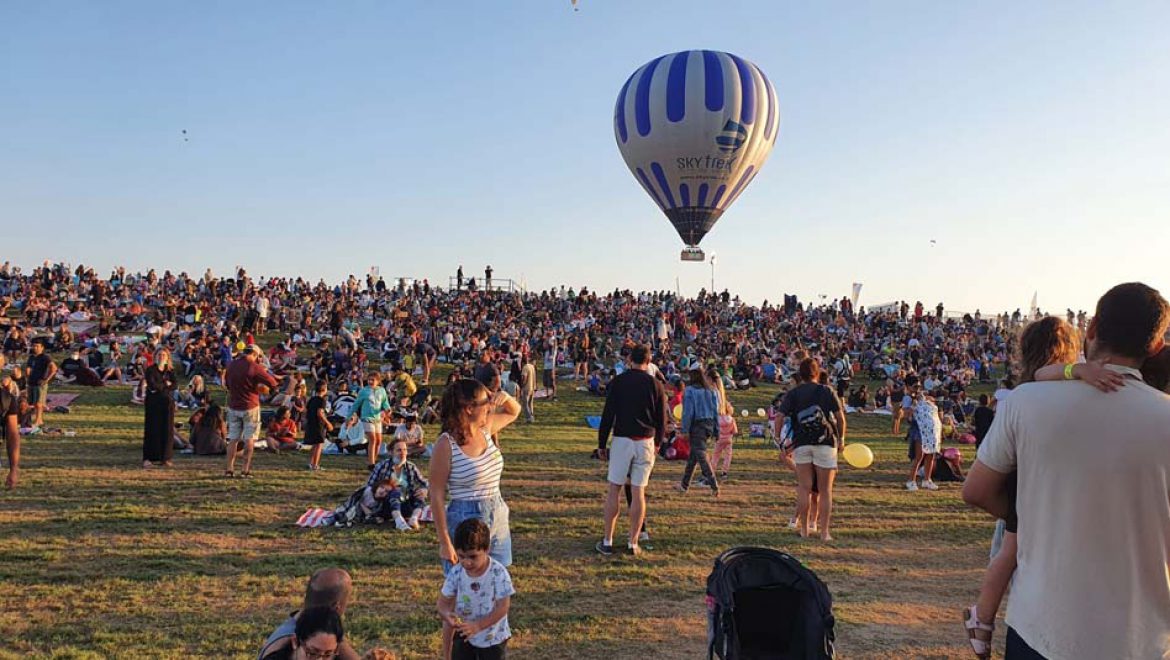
[922,480,939,491]
[594,540,614,556]
[395,518,412,531]
[673,483,689,493]
[787,518,799,529]
[905,480,919,491]
[719,471,729,481]
[638,530,651,543]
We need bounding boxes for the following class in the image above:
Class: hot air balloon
[614,50,780,260]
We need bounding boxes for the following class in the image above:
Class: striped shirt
[445,431,503,501]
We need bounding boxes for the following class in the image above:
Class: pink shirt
[717,414,737,441]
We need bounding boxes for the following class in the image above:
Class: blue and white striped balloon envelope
[614,50,780,256]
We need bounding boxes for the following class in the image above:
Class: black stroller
[706,547,836,659]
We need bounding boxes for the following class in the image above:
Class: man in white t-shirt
[964,282,1170,659]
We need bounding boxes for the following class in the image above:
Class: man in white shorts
[595,344,666,556]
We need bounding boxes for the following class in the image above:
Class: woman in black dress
[143,348,178,468]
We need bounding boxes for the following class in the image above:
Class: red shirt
[224,357,278,411]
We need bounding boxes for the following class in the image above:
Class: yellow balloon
[672,404,682,421]
[842,443,874,469]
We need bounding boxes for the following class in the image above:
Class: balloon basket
[680,247,705,262]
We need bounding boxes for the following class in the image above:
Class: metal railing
[448,276,518,293]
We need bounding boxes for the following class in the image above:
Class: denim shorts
[442,495,512,576]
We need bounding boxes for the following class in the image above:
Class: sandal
[963,606,994,659]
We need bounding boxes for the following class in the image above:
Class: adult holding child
[964,283,1170,659]
[429,378,520,659]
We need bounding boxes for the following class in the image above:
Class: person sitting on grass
[258,568,360,660]
[265,405,300,453]
[58,349,103,387]
[437,518,514,660]
[329,477,399,528]
[176,374,208,409]
[190,400,227,456]
[392,411,426,457]
[91,344,123,383]
[130,376,148,406]
[367,437,429,531]
[260,606,344,660]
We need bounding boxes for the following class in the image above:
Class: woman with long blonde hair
[142,348,177,468]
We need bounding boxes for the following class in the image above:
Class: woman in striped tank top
[430,378,520,659]
[430,378,520,569]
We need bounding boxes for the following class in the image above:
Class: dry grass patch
[0,368,1005,658]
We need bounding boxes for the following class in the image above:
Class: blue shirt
[352,386,390,422]
[681,385,720,433]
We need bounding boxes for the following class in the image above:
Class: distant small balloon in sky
[182,129,188,142]
[930,239,936,247]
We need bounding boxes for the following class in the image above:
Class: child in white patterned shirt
[437,518,514,659]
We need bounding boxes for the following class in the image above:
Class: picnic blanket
[297,508,334,528]
[46,393,80,409]
[584,415,601,430]
[67,321,98,336]
[296,504,433,528]
[845,406,893,416]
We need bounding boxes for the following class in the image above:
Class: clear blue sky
[3,1,1168,314]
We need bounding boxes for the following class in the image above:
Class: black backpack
[787,385,838,448]
[707,547,836,660]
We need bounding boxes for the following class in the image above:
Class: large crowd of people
[1,260,1167,659]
